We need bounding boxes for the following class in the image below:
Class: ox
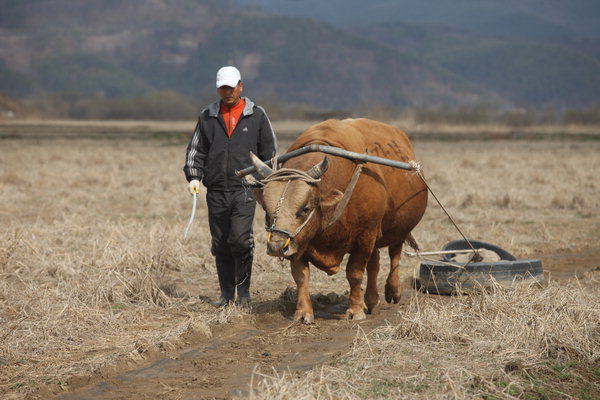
[249,118,428,323]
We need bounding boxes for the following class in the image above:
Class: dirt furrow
[53,298,405,400]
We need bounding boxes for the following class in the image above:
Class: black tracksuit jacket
[183,97,277,190]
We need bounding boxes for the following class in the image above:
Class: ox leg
[291,255,314,324]
[364,249,381,315]
[385,242,403,304]
[345,249,371,321]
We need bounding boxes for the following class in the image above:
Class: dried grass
[245,138,600,400]
[1,123,600,398]
[412,141,600,256]
[248,277,600,399]
[0,138,246,397]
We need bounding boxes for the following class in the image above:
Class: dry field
[0,120,599,399]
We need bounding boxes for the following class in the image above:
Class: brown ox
[250,118,428,323]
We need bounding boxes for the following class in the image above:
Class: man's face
[217,82,243,107]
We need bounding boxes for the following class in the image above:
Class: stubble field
[1,120,599,399]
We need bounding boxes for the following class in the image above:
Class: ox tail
[405,233,420,252]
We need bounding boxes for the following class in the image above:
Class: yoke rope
[410,162,481,262]
[261,168,321,184]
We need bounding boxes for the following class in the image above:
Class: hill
[358,22,600,108]
[1,0,599,114]
[235,0,600,41]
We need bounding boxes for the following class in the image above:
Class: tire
[441,239,517,261]
[417,240,544,295]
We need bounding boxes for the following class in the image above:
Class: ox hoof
[345,309,367,321]
[367,302,381,315]
[385,284,401,304]
[294,311,315,325]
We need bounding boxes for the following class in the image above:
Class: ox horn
[250,152,273,178]
[307,156,329,179]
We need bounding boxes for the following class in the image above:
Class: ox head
[249,152,343,259]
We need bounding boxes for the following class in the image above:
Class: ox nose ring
[267,231,292,249]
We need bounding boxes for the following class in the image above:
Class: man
[183,66,277,307]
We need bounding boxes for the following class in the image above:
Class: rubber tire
[441,239,517,261]
[417,240,544,295]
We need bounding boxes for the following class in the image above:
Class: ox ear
[243,174,264,188]
[242,175,265,207]
[252,186,265,208]
[319,188,343,208]
[250,152,273,178]
[307,156,329,179]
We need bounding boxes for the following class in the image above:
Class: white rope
[404,249,483,257]
[261,168,321,184]
[183,192,197,240]
[408,160,422,174]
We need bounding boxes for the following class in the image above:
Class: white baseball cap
[216,66,241,88]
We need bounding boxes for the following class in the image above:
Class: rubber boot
[214,253,235,307]
[235,252,253,306]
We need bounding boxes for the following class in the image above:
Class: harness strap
[268,209,316,239]
[325,162,364,228]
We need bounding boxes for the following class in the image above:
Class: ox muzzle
[266,208,315,258]
[266,229,294,258]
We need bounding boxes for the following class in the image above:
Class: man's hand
[188,179,200,195]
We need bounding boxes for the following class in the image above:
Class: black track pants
[206,190,256,300]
